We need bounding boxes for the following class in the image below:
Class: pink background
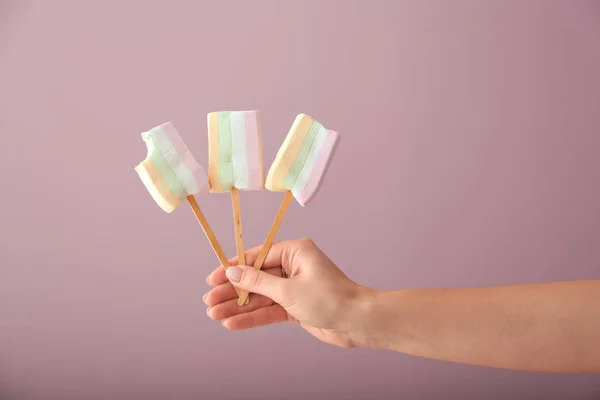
[1,0,600,398]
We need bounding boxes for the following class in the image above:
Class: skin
[204,238,600,373]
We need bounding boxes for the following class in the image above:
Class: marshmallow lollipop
[236,113,340,305]
[208,111,265,289]
[135,122,242,296]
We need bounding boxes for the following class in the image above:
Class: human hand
[204,238,370,348]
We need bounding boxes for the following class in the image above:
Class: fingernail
[202,293,208,303]
[205,275,210,284]
[226,266,243,282]
[206,307,211,316]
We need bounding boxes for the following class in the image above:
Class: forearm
[349,280,600,373]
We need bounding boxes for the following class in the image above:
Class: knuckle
[298,237,317,251]
[247,270,264,288]
[299,237,314,246]
[281,246,294,267]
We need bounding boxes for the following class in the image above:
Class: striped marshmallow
[266,114,340,206]
[135,122,209,213]
[207,110,265,192]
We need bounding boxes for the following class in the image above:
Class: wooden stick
[186,195,243,297]
[230,187,246,266]
[230,187,249,305]
[236,190,294,306]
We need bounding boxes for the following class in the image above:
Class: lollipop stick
[230,187,249,305]
[230,187,246,265]
[187,195,243,297]
[236,190,293,306]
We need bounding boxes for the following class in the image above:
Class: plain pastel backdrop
[1,0,600,399]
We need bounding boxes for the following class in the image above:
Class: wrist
[346,287,418,351]
[345,286,384,349]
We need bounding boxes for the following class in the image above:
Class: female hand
[204,238,368,348]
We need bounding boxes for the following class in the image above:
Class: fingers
[204,281,274,308]
[206,265,236,287]
[203,282,239,307]
[226,265,289,305]
[207,265,285,287]
[204,266,284,306]
[221,304,289,330]
[206,265,233,286]
[207,239,309,285]
[207,295,274,321]
[241,241,294,269]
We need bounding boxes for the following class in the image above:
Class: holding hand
[204,238,368,348]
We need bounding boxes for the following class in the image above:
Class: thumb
[226,265,288,304]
